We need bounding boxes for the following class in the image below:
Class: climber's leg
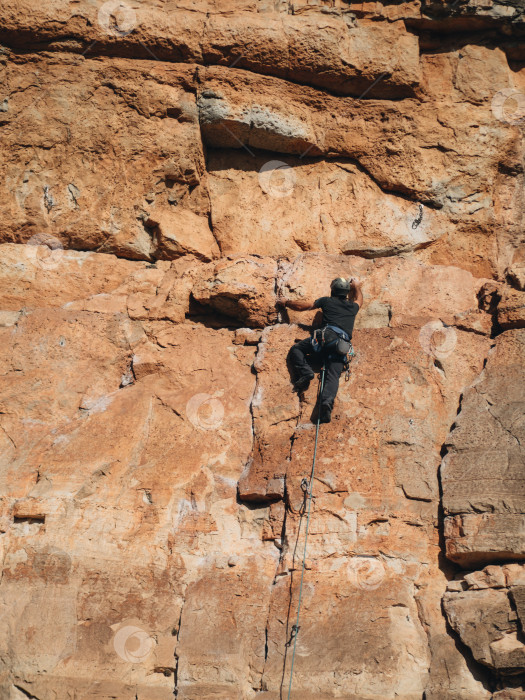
[289,337,315,391]
[319,357,344,423]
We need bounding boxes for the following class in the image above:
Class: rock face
[444,565,525,678]
[442,329,525,566]
[0,1,524,699]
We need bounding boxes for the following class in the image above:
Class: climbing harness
[286,364,326,700]
[312,324,355,382]
[312,324,352,356]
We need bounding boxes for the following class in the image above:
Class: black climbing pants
[289,337,345,410]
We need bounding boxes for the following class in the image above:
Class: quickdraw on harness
[311,324,355,381]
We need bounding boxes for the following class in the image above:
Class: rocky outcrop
[440,322,525,693]
[0,1,524,698]
[444,564,525,679]
[0,55,212,262]
[441,329,525,566]
[0,2,421,98]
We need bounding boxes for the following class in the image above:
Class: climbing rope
[286,364,326,700]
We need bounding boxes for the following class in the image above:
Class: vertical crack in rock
[0,423,16,450]
[259,593,274,691]
[173,601,184,698]
[244,339,262,484]
[240,314,302,691]
[259,488,290,693]
[206,202,222,257]
[274,258,288,324]
[199,133,222,257]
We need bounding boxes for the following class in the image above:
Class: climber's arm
[277,297,315,312]
[350,278,363,308]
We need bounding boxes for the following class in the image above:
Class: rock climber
[278,277,363,424]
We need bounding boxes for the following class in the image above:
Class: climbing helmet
[330,277,351,296]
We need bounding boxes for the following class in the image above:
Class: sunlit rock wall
[0,1,524,698]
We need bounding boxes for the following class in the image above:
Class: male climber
[278,277,363,424]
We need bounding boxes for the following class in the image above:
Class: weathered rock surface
[207,152,454,259]
[1,244,498,699]
[0,2,421,98]
[441,329,525,566]
[444,564,525,677]
[1,45,523,277]
[498,287,525,330]
[192,256,279,328]
[1,1,525,698]
[0,55,211,262]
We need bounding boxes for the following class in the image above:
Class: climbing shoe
[293,372,314,393]
[319,404,332,424]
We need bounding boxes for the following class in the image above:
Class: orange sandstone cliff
[0,1,524,698]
